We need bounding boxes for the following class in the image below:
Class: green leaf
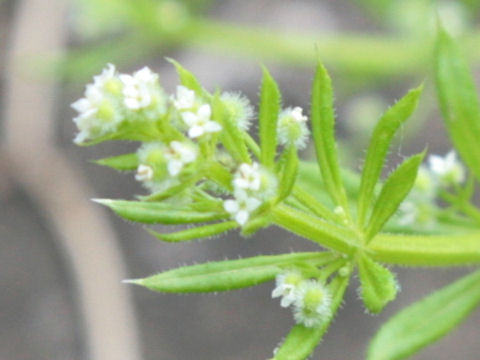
[272,204,357,255]
[435,26,480,182]
[272,274,350,360]
[365,152,425,240]
[258,66,281,169]
[358,254,398,314]
[369,231,480,266]
[212,93,250,163]
[310,61,348,209]
[140,173,203,201]
[148,221,238,242]
[128,252,337,293]
[78,121,164,146]
[166,58,205,96]
[93,153,138,171]
[241,215,272,236]
[94,199,227,224]
[357,84,423,226]
[277,145,299,201]
[297,161,362,200]
[368,269,480,360]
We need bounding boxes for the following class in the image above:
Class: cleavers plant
[72,26,480,359]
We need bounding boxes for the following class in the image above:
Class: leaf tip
[91,198,111,206]
[122,278,144,286]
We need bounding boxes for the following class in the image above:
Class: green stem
[440,190,480,224]
[186,19,480,77]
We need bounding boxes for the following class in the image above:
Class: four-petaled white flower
[71,86,104,123]
[181,104,222,138]
[272,270,304,308]
[428,150,465,185]
[173,85,196,110]
[120,66,158,110]
[163,141,197,176]
[293,280,332,328]
[233,162,261,191]
[223,189,262,225]
[135,164,154,182]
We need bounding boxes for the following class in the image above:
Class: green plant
[72,26,480,359]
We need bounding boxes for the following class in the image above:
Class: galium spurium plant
[72,27,480,359]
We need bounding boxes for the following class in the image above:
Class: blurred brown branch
[1,0,141,359]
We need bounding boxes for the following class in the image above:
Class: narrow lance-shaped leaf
[357,85,423,227]
[139,173,203,202]
[148,221,238,243]
[310,61,348,209]
[93,153,138,171]
[128,252,338,293]
[365,151,425,240]
[368,269,480,360]
[94,199,228,224]
[358,254,398,314]
[435,26,480,182]
[272,204,357,255]
[272,274,350,360]
[369,231,480,266]
[277,145,299,201]
[259,67,281,169]
[166,58,205,95]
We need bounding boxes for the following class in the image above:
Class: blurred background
[1,0,480,359]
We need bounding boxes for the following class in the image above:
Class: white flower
[223,189,262,225]
[428,150,465,186]
[92,63,116,87]
[173,85,196,110]
[120,67,159,110]
[220,92,254,131]
[135,164,154,182]
[290,106,308,123]
[277,106,310,149]
[181,104,222,138]
[272,270,304,308]
[233,162,261,191]
[163,141,197,176]
[293,280,332,328]
[71,85,104,121]
[396,201,418,226]
[71,64,123,143]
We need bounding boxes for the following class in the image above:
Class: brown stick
[3,1,141,359]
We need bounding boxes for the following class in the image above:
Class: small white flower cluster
[72,64,166,144]
[277,106,310,149]
[134,140,198,192]
[224,162,263,225]
[172,86,222,138]
[428,150,465,187]
[396,150,465,226]
[272,270,332,328]
[74,63,281,198]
